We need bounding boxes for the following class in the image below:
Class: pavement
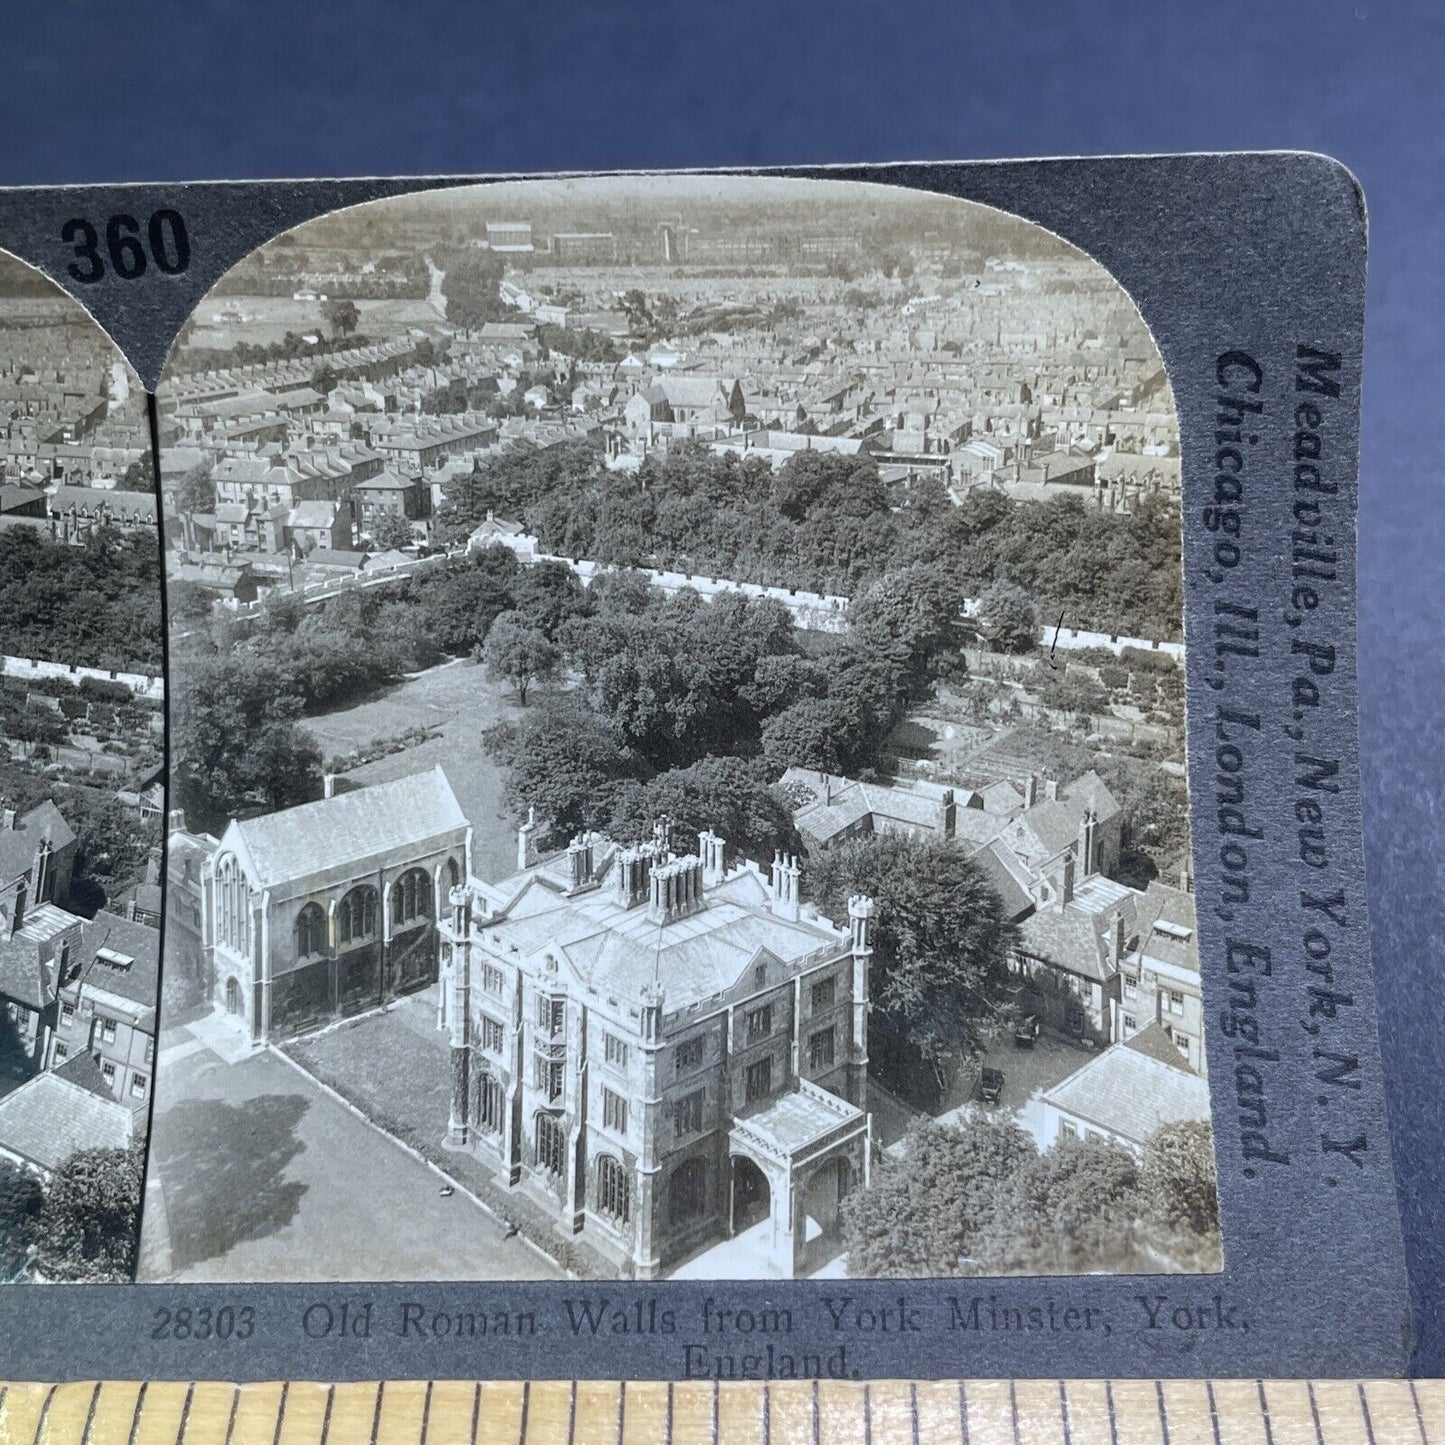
[140,1016,564,1283]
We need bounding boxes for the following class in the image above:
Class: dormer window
[95,947,134,972]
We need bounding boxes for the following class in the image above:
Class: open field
[299,657,530,882]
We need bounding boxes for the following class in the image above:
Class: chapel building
[202,768,471,1042]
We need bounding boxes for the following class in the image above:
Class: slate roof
[1039,1024,1209,1148]
[73,910,161,1013]
[52,1049,114,1099]
[479,857,847,1011]
[227,767,467,890]
[0,903,84,1009]
[1137,881,1199,977]
[1016,874,1138,983]
[0,801,76,883]
[0,1070,133,1173]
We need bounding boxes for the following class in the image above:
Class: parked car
[978,1066,1005,1104]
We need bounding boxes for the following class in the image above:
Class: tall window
[811,975,836,1012]
[603,1031,628,1068]
[391,869,430,928]
[746,1004,773,1042]
[535,1114,566,1177]
[669,1157,707,1224]
[808,1026,836,1072]
[216,855,250,955]
[675,1036,704,1075]
[673,1089,705,1137]
[480,1015,505,1054]
[602,1087,628,1134]
[294,903,327,959]
[537,993,566,1037]
[597,1155,630,1224]
[476,1074,505,1135]
[535,1056,564,1103]
[483,963,505,997]
[337,886,378,946]
[745,1056,773,1104]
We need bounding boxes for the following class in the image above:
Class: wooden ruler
[0,1380,1438,1445]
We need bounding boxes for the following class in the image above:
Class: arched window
[446,857,461,889]
[669,1157,707,1224]
[475,1074,505,1135]
[391,868,431,928]
[337,886,378,946]
[294,903,327,960]
[216,855,250,955]
[597,1155,630,1224]
[535,1113,566,1177]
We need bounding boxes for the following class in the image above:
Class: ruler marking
[30,1383,58,1445]
[1206,1382,1222,1445]
[370,1383,386,1445]
[272,1381,291,1445]
[863,1383,873,1445]
[80,1381,102,1445]
[1409,1382,1428,1445]
[1105,1381,1119,1445]
[957,1382,967,1445]
[176,1382,197,1445]
[420,1381,434,1445]
[223,1387,240,1445]
[1258,1382,1275,1445]
[911,1382,921,1445]
[711,1382,719,1445]
[1359,1385,1379,1445]
[617,1380,626,1445]
[812,1381,820,1445]
[469,1384,481,1445]
[763,1382,771,1445]
[666,1382,674,1445]
[568,1380,577,1445]
[1157,1381,1172,1445]
[128,1382,150,1445]
[1010,1381,1021,1445]
[517,1382,530,1445]
[1307,1381,1326,1445]
[1060,1382,1074,1445]
[320,1387,335,1445]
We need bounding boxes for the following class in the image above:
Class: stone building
[201,768,470,1043]
[437,820,874,1279]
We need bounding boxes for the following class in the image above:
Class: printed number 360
[62,211,190,282]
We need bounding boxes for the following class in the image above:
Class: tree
[842,1116,1036,1277]
[32,1145,143,1283]
[807,833,1019,1073]
[440,249,506,330]
[606,756,798,863]
[973,1136,1142,1275]
[174,462,215,517]
[483,696,638,841]
[1141,1120,1220,1242]
[369,512,416,552]
[0,1159,44,1280]
[323,298,360,338]
[482,611,559,706]
[976,579,1038,654]
[311,362,340,397]
[760,696,855,774]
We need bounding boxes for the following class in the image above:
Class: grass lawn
[283,990,614,1278]
[300,656,530,881]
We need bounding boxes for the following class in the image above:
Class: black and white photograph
[0,252,163,1283]
[143,175,1220,1285]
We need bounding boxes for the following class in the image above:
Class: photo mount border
[0,154,1408,1382]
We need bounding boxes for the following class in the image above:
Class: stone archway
[730,1153,771,1236]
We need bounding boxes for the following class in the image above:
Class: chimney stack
[1043,778,1059,802]
[1060,850,1076,905]
[1023,775,1039,809]
[1,807,15,831]
[698,829,726,885]
[517,806,539,870]
[649,855,704,925]
[847,894,874,954]
[1079,805,1098,879]
[770,851,801,922]
[567,831,600,891]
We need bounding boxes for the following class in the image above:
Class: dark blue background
[1,0,1438,1376]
